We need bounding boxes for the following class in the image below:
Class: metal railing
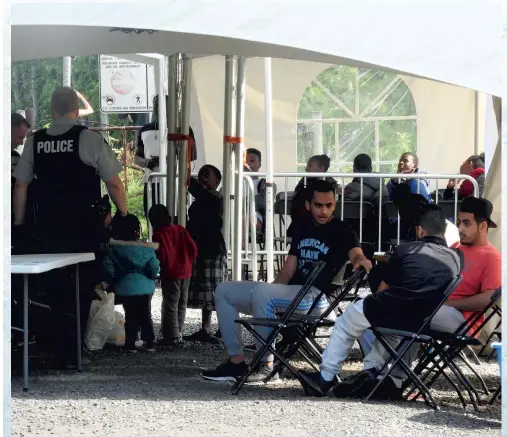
[244,172,479,255]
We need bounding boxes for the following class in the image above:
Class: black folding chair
[406,287,502,410]
[231,261,329,395]
[363,275,463,410]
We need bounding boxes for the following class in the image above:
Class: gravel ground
[11,288,502,436]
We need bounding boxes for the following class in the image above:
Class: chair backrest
[455,287,502,338]
[334,201,375,220]
[416,275,463,335]
[274,191,294,216]
[317,267,367,319]
[383,201,398,223]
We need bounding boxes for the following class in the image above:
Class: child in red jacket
[149,204,198,347]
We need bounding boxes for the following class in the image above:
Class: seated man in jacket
[343,154,388,204]
[302,204,462,399]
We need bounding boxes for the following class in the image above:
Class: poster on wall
[99,55,156,113]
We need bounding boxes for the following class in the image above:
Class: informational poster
[99,55,156,113]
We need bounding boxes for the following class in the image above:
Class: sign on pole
[99,55,156,113]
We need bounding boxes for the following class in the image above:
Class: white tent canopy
[11,0,501,96]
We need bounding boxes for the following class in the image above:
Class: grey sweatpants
[320,300,465,386]
[215,281,331,362]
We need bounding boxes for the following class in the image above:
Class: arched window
[297,66,417,173]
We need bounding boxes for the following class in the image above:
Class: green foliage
[297,66,417,172]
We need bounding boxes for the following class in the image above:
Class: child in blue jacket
[103,214,160,353]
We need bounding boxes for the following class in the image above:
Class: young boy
[184,165,228,343]
[149,204,198,347]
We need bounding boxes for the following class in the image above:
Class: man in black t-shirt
[302,204,462,399]
[200,180,372,383]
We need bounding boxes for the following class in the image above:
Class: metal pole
[157,56,168,209]
[264,58,275,283]
[63,56,72,87]
[177,54,192,227]
[233,56,246,280]
[312,111,323,155]
[166,55,178,219]
[222,55,236,255]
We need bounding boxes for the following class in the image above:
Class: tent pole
[166,54,178,219]
[233,56,246,280]
[222,55,236,259]
[157,56,167,210]
[63,56,71,87]
[177,54,192,227]
[264,58,275,283]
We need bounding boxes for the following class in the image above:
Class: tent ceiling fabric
[11,0,501,96]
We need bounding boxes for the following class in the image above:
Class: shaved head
[51,87,79,119]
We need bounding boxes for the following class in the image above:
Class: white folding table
[11,253,95,391]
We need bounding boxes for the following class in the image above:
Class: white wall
[190,56,477,191]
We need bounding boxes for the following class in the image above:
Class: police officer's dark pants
[116,295,155,347]
[143,182,161,218]
[160,278,190,341]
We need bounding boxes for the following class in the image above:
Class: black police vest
[33,125,101,248]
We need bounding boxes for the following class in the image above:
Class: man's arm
[348,247,372,272]
[105,176,128,216]
[134,129,150,168]
[445,289,496,312]
[273,254,298,285]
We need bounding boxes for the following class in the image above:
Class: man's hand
[353,258,372,273]
[348,247,372,273]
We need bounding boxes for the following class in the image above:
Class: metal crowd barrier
[244,172,479,255]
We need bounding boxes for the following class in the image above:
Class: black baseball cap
[460,197,497,228]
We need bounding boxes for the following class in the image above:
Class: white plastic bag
[106,311,126,346]
[84,289,116,351]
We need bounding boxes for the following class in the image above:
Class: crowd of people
[10,87,500,405]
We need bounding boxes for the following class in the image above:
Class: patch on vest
[37,140,74,154]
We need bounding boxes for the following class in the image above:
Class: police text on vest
[37,140,74,154]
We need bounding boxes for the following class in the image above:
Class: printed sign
[99,55,156,113]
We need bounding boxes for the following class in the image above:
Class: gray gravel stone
[11,288,502,436]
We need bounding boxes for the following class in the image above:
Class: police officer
[13,87,128,251]
[12,87,128,367]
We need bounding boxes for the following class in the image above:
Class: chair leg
[457,350,490,395]
[489,386,501,405]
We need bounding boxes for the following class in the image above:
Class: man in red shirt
[149,204,198,347]
[368,196,501,397]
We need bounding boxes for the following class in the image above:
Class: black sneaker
[200,360,248,382]
[183,329,221,345]
[356,376,404,401]
[246,363,280,384]
[333,368,378,399]
[300,371,339,396]
[123,345,138,354]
